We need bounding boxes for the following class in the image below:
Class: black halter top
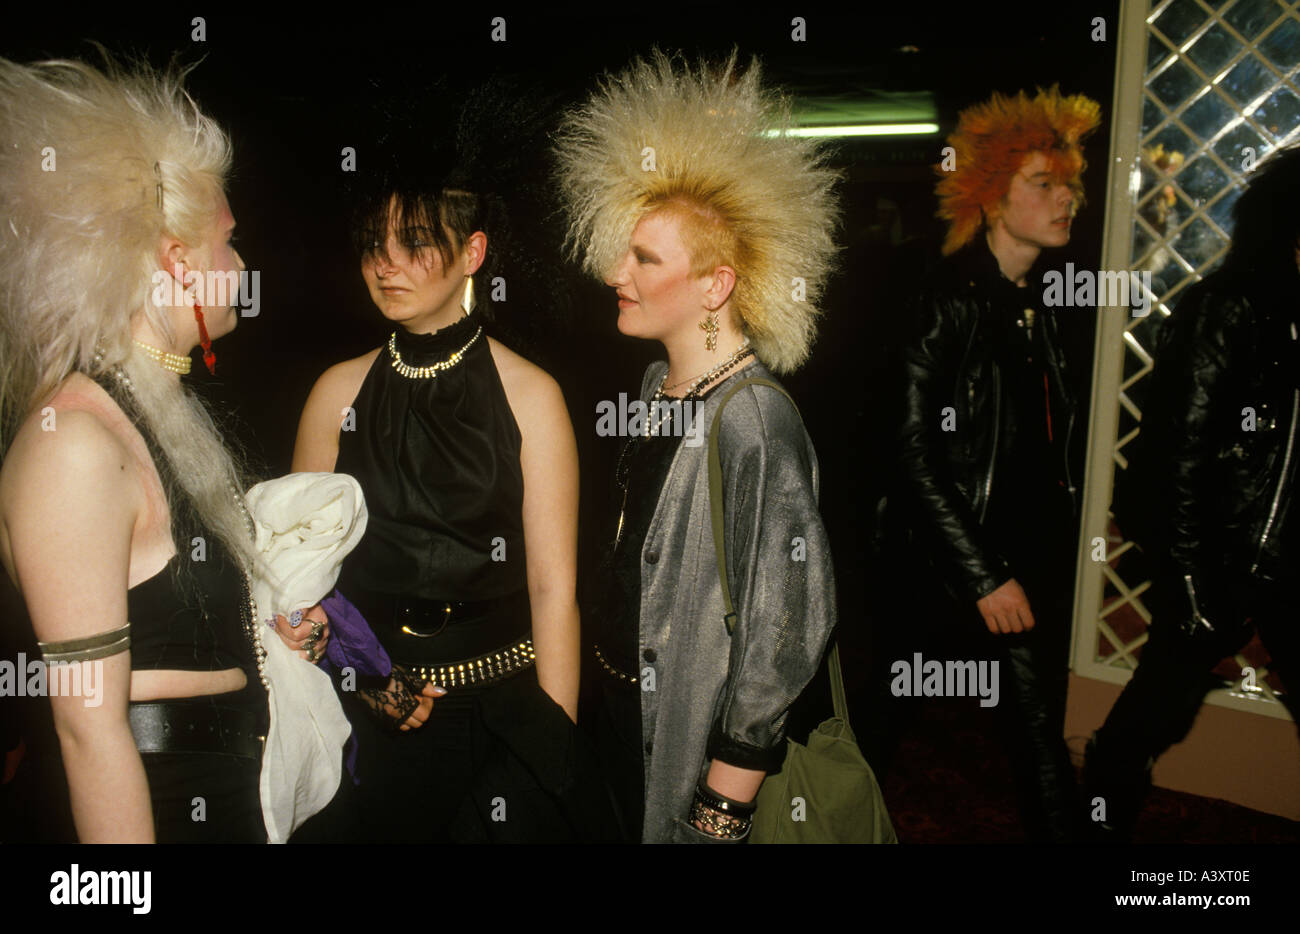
[92,375,256,677]
[335,313,527,602]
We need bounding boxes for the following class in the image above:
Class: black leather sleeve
[897,289,1011,603]
[1145,290,1242,620]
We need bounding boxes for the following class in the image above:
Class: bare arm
[289,350,443,723]
[505,357,580,722]
[292,352,377,474]
[703,760,764,803]
[2,411,152,841]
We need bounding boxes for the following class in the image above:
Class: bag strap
[705,377,849,725]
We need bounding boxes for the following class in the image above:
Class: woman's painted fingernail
[289,609,303,627]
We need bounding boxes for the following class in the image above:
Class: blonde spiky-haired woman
[0,56,322,842]
[557,49,841,842]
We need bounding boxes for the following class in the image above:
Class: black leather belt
[392,595,512,637]
[354,589,532,664]
[128,702,265,760]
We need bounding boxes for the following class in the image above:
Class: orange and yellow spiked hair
[936,86,1102,255]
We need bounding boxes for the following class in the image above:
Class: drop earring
[700,308,720,352]
[461,276,476,316]
[194,302,216,374]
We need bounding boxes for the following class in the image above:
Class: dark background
[3,3,1119,707]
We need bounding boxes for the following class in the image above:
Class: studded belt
[402,638,536,689]
[593,644,638,684]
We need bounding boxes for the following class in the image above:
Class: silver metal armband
[38,623,131,663]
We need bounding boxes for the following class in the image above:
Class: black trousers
[140,751,265,843]
[996,559,1079,843]
[1088,574,1300,826]
[587,675,645,843]
[341,669,616,843]
[137,685,269,844]
[866,492,1080,842]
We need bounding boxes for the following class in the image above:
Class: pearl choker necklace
[133,340,191,374]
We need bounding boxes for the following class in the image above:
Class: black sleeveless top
[127,552,251,674]
[335,313,527,602]
[91,376,256,677]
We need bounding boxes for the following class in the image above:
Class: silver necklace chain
[656,339,753,400]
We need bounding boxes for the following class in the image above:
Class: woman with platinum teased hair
[0,56,320,842]
[556,49,841,842]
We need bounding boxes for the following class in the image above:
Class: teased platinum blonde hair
[554,49,840,374]
[0,55,255,568]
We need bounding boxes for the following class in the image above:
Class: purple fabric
[320,589,391,677]
[319,589,391,782]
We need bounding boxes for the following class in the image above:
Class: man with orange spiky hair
[885,87,1102,842]
[935,86,1102,258]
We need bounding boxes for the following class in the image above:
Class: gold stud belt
[405,638,535,689]
[593,644,637,684]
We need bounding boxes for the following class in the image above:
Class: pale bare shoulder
[0,378,141,585]
[487,337,565,426]
[2,374,137,493]
[293,347,382,473]
[311,347,383,410]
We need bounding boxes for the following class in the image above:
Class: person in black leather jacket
[1085,145,1300,840]
[877,88,1101,842]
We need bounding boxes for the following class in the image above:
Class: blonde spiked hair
[554,49,840,374]
[0,54,256,569]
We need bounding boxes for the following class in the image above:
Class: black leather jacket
[896,243,1080,603]
[1123,270,1299,612]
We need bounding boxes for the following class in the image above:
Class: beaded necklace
[95,352,269,691]
[387,326,482,379]
[612,342,755,547]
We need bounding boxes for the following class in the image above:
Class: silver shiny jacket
[633,359,837,843]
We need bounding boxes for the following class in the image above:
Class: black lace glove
[354,664,428,731]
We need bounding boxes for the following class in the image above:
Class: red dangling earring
[194,302,216,374]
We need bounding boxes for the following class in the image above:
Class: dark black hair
[342,76,567,358]
[1221,144,1300,286]
[351,187,485,272]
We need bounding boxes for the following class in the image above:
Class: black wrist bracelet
[695,782,757,817]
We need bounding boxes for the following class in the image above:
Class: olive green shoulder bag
[707,377,898,844]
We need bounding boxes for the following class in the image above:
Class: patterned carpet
[875,694,1300,844]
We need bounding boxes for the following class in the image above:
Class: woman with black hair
[292,85,590,842]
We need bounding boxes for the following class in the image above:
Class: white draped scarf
[244,472,367,843]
